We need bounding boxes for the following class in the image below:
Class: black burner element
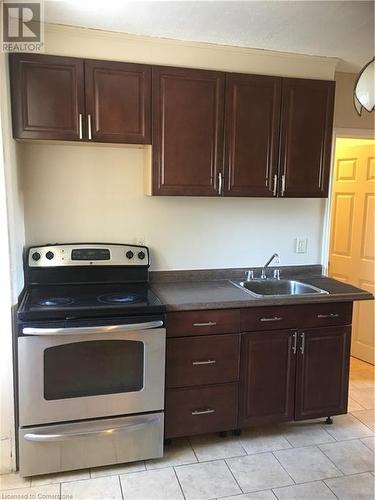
[98,293,143,305]
[39,297,74,307]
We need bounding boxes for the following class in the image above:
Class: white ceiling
[43,0,374,72]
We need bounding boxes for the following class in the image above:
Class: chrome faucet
[261,253,280,279]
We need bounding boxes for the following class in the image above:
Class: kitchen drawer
[167,309,240,337]
[240,302,352,332]
[166,334,240,388]
[165,383,238,438]
[302,302,353,328]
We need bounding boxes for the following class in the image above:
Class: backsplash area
[20,142,326,270]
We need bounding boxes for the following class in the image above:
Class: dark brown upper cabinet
[295,326,351,420]
[279,78,335,198]
[151,66,225,196]
[223,74,282,197]
[10,54,335,197]
[10,54,85,141]
[10,54,151,144]
[84,60,151,144]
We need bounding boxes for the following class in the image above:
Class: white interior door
[329,140,375,364]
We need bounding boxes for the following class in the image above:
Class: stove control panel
[28,244,150,267]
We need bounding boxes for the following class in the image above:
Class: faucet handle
[273,269,280,280]
[246,270,254,281]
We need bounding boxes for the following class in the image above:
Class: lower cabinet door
[295,326,351,420]
[239,330,296,427]
[165,383,238,438]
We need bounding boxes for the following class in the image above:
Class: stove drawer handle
[22,320,164,336]
[24,416,161,442]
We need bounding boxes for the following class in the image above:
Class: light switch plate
[295,237,308,253]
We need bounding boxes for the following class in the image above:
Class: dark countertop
[151,269,373,312]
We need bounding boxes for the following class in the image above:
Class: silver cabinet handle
[292,331,298,355]
[218,172,223,195]
[78,113,83,139]
[24,417,160,442]
[300,332,305,355]
[192,359,216,366]
[317,313,339,319]
[260,317,283,322]
[87,113,92,140]
[273,174,278,196]
[191,409,215,416]
[193,321,217,327]
[281,174,286,196]
[23,320,164,336]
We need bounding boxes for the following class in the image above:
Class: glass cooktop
[18,283,164,321]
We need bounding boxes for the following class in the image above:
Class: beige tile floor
[1,357,374,500]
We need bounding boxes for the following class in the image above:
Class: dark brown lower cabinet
[239,330,296,426]
[295,326,351,420]
[239,325,351,427]
[165,304,353,439]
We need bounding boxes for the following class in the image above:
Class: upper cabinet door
[279,78,335,198]
[152,66,225,196]
[224,74,282,197]
[10,54,84,141]
[84,60,151,144]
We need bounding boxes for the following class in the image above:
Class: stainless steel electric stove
[17,243,166,477]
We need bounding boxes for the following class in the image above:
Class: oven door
[18,320,166,426]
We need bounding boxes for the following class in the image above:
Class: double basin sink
[232,278,328,298]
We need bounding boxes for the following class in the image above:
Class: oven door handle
[22,320,164,336]
[24,416,161,442]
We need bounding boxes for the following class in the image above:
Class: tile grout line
[172,466,186,500]
[318,438,375,476]
[315,444,349,477]
[270,450,297,485]
[320,479,341,500]
[118,474,125,500]
[186,436,200,463]
[360,436,375,451]
[223,458,245,495]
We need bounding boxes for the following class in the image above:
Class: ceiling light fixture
[353,57,375,116]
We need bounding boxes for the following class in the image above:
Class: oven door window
[43,340,144,400]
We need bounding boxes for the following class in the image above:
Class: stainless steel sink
[232,279,328,297]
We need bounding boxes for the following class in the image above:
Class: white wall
[22,142,326,269]
[0,52,24,474]
[20,23,336,269]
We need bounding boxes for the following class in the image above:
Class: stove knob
[46,251,54,260]
[138,251,146,260]
[31,251,41,261]
[126,250,134,259]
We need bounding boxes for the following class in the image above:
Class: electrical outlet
[295,237,308,254]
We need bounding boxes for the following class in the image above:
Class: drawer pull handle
[192,359,216,366]
[317,313,339,319]
[260,316,283,322]
[191,408,215,416]
[193,321,217,327]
